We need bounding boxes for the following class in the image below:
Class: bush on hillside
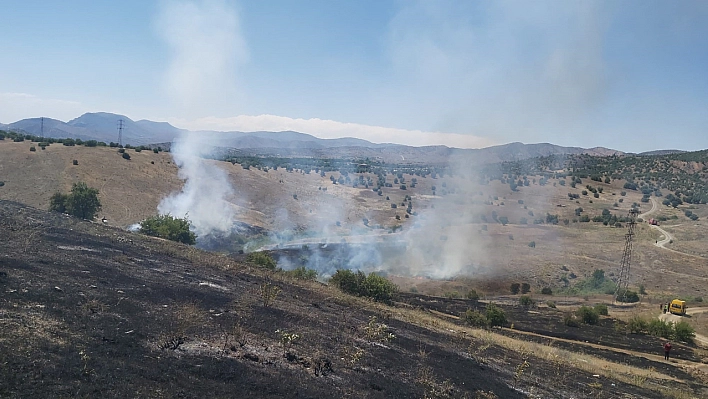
[466,289,480,300]
[519,295,534,309]
[464,309,489,328]
[329,269,398,304]
[647,319,673,339]
[674,321,695,343]
[628,315,648,334]
[139,214,197,245]
[576,306,599,325]
[49,182,102,220]
[593,303,609,316]
[283,266,318,281]
[616,289,640,303]
[245,251,277,269]
[485,303,507,328]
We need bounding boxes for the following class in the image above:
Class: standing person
[663,341,672,360]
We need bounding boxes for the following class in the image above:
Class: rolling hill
[5,112,624,164]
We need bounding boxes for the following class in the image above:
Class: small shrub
[519,295,534,309]
[72,159,78,165]
[485,303,507,328]
[628,315,648,334]
[139,214,196,245]
[576,306,599,325]
[363,316,395,343]
[464,309,489,328]
[30,146,36,152]
[283,266,317,281]
[329,270,398,304]
[528,241,535,248]
[510,283,520,295]
[616,289,640,303]
[648,319,673,339]
[521,283,530,294]
[674,321,695,343]
[246,251,277,269]
[593,303,609,316]
[541,287,553,295]
[546,301,556,308]
[0,181,4,187]
[563,312,580,327]
[49,182,102,220]
[122,152,131,160]
[275,329,300,355]
[260,282,281,307]
[466,289,480,300]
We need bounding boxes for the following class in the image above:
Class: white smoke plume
[155,0,248,117]
[154,0,246,239]
[158,133,236,238]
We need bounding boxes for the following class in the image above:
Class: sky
[1,0,707,152]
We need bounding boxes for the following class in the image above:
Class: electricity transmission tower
[117,119,124,147]
[614,207,640,303]
[40,117,44,139]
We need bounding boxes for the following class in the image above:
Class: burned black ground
[1,200,706,398]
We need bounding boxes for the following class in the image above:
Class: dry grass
[363,300,701,397]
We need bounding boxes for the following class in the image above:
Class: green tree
[521,283,531,294]
[329,270,398,304]
[576,306,599,325]
[464,309,488,328]
[49,183,102,220]
[49,192,69,214]
[674,321,695,343]
[519,295,534,309]
[139,214,197,245]
[510,283,520,295]
[485,303,507,328]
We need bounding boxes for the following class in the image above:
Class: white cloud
[155,0,248,115]
[0,92,87,123]
[167,114,497,149]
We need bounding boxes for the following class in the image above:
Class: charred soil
[1,201,707,398]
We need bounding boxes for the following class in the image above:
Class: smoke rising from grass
[155,0,244,240]
[158,134,236,238]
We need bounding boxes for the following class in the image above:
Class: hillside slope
[1,200,702,398]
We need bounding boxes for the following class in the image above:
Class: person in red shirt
[663,341,672,360]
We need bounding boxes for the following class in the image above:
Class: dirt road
[639,198,674,249]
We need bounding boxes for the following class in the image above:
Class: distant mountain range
[1,112,678,164]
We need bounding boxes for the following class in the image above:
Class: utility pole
[117,119,124,147]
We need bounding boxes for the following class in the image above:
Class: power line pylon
[40,117,44,139]
[117,119,124,147]
[614,207,640,303]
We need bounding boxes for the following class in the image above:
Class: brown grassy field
[2,139,708,339]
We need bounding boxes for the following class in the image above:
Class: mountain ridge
[3,112,628,164]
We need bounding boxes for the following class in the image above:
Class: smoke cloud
[158,133,237,238]
[155,0,248,116]
[155,0,245,239]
